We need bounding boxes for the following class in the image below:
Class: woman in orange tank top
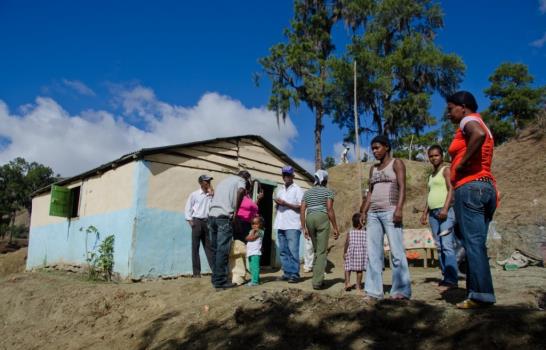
[446,91,497,309]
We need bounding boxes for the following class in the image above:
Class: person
[246,216,265,286]
[208,170,251,291]
[230,180,262,285]
[184,174,215,278]
[343,213,367,294]
[420,145,459,289]
[234,180,263,242]
[446,91,497,309]
[274,166,305,283]
[360,135,411,301]
[341,144,350,164]
[300,169,340,290]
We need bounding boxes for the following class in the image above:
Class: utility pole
[354,60,363,197]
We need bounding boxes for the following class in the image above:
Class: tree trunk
[315,107,324,171]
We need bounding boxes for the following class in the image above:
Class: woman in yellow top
[420,145,459,289]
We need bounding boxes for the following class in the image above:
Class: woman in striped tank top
[360,135,411,301]
[300,169,340,290]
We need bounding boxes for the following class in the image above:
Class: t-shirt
[237,195,259,222]
[273,182,304,230]
[427,166,448,210]
[302,186,334,214]
[209,175,246,217]
[246,229,264,256]
[448,113,495,188]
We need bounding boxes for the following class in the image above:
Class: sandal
[344,284,355,292]
[456,299,492,309]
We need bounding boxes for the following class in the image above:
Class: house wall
[26,162,137,277]
[129,138,314,278]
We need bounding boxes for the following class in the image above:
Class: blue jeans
[365,210,412,299]
[277,229,301,279]
[208,216,233,287]
[454,181,497,303]
[428,207,459,285]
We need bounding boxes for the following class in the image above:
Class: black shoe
[312,284,324,290]
[192,274,201,278]
[277,275,290,281]
[215,282,237,291]
[287,277,299,284]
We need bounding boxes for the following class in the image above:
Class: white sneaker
[303,267,312,273]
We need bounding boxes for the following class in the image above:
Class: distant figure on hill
[341,145,350,164]
[360,135,411,301]
[446,90,497,309]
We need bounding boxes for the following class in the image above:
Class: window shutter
[49,185,71,217]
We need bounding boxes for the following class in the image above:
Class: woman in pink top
[234,180,263,242]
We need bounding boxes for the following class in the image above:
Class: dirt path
[1,256,544,349]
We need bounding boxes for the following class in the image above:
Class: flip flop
[344,284,355,291]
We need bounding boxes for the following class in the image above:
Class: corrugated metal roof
[32,135,314,196]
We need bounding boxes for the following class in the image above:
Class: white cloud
[292,157,315,174]
[62,79,96,96]
[530,32,546,48]
[0,86,298,176]
[540,0,546,14]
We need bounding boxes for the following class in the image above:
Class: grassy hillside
[329,160,429,233]
[328,127,546,259]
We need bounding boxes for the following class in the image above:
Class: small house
[27,135,314,279]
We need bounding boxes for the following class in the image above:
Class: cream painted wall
[146,161,234,212]
[30,162,135,228]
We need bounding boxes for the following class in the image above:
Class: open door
[254,180,276,266]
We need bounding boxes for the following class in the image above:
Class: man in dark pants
[208,170,250,290]
[184,174,214,278]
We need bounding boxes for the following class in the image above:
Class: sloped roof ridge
[32,135,313,196]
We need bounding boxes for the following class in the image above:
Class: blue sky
[1,0,545,176]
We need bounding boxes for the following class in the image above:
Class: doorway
[255,181,275,266]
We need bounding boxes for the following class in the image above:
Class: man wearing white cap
[184,174,214,278]
[274,165,305,283]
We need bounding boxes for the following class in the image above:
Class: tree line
[0,158,58,242]
[259,0,546,168]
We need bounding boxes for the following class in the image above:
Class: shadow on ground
[138,289,546,350]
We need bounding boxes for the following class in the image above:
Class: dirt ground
[1,128,545,349]
[1,243,545,350]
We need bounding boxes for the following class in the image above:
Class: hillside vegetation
[329,127,546,258]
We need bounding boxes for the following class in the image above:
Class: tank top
[427,166,448,210]
[369,159,399,212]
[448,113,496,189]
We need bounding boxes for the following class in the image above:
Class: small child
[245,216,265,286]
[344,213,368,294]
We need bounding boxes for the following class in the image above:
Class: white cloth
[184,188,212,220]
[273,182,304,230]
[303,236,314,270]
[246,236,263,257]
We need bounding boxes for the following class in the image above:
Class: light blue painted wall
[26,210,135,276]
[129,161,210,278]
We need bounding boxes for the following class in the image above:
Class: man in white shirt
[274,166,306,283]
[184,174,214,278]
